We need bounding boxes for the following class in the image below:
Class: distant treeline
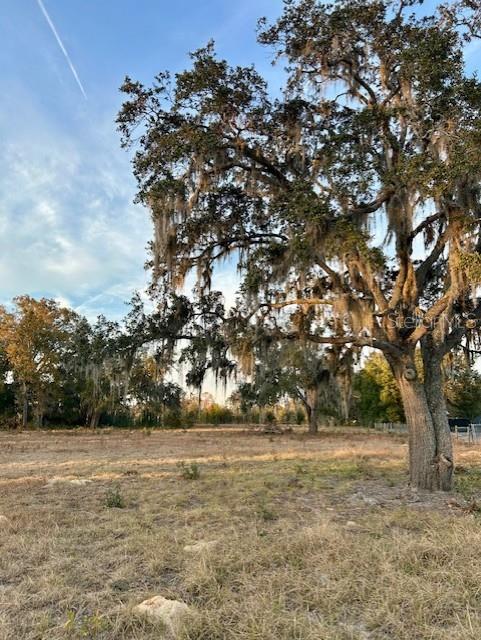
[0,295,184,429]
[0,295,308,430]
[0,296,478,430]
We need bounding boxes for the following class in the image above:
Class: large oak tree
[118,0,481,490]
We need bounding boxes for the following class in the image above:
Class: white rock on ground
[44,478,91,488]
[133,596,190,636]
[183,540,218,554]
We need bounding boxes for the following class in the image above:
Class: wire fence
[374,421,480,443]
[374,422,407,434]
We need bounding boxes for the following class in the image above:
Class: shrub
[257,502,278,522]
[265,411,276,425]
[104,485,125,508]
[295,409,305,425]
[178,461,201,480]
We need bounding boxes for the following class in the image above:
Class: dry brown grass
[1,426,481,639]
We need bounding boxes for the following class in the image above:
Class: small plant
[178,461,201,480]
[64,610,76,632]
[257,502,278,522]
[64,610,109,637]
[104,484,126,508]
[295,463,308,476]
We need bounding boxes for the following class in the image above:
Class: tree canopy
[239,342,354,432]
[118,0,481,490]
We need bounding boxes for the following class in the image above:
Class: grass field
[2,426,481,639]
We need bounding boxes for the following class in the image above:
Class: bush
[178,461,201,480]
[104,485,125,508]
[295,408,305,425]
[265,411,276,425]
[197,404,235,425]
[163,410,184,429]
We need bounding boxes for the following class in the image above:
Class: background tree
[118,0,481,490]
[0,297,77,427]
[129,353,183,426]
[0,292,231,430]
[0,345,14,422]
[353,352,404,425]
[79,316,130,428]
[54,315,94,426]
[238,341,353,433]
[124,290,234,404]
[445,355,481,420]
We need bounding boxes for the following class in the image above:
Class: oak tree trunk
[422,340,454,491]
[35,410,43,428]
[90,408,101,429]
[391,353,453,491]
[21,382,28,430]
[305,387,319,434]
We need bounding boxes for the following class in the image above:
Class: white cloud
[0,118,151,317]
[0,100,243,331]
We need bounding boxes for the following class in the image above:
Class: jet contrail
[36,0,87,100]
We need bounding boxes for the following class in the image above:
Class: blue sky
[2,1,480,325]
[0,0,284,321]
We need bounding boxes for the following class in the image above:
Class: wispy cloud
[0,130,151,318]
[36,0,87,99]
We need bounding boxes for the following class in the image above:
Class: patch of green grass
[257,502,279,522]
[104,484,126,509]
[178,461,201,480]
[64,610,110,638]
[294,462,309,476]
[456,467,481,499]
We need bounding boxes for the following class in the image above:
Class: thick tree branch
[416,228,450,289]
[410,211,445,241]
